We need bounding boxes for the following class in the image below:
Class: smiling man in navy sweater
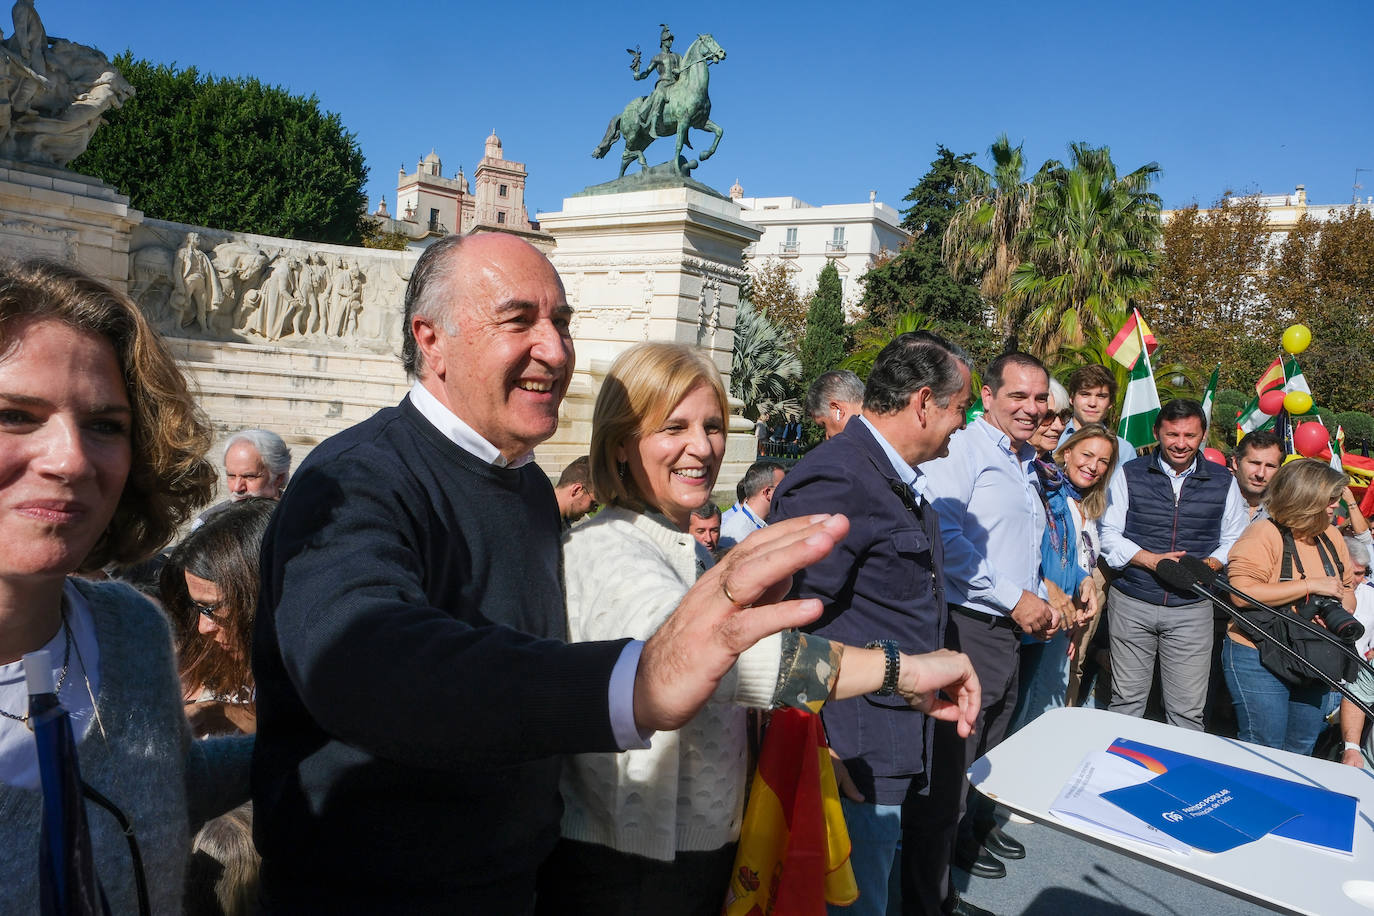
[251,233,856,914]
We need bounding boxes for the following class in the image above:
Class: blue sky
[38,0,1374,218]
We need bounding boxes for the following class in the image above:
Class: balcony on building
[779,241,799,257]
[825,240,848,256]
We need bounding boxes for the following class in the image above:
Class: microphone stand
[1155,558,1374,724]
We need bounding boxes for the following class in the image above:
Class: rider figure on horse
[632,24,680,133]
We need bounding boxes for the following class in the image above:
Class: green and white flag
[1331,425,1346,475]
[1283,356,1310,396]
[1117,326,1161,450]
[1236,393,1274,438]
[1200,363,1220,430]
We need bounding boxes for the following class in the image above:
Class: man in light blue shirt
[905,353,1060,910]
[720,459,784,546]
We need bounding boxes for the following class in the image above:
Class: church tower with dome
[380,132,538,246]
[471,130,532,232]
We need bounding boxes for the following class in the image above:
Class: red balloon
[1293,422,1331,459]
[1258,389,1287,416]
[1203,448,1226,466]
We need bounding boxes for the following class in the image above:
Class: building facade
[731,182,909,319]
[372,131,547,249]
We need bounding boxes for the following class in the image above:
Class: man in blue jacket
[771,331,974,916]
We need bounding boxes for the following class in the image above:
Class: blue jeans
[831,798,902,916]
[1009,631,1070,734]
[1222,637,1326,754]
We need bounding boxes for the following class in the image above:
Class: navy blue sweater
[252,398,626,914]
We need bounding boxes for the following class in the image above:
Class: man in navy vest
[1100,398,1248,730]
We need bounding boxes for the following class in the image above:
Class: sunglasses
[193,601,227,623]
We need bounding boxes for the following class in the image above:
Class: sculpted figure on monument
[171,232,224,333]
[593,26,726,178]
[329,256,364,337]
[631,24,680,134]
[0,0,133,166]
[212,241,270,330]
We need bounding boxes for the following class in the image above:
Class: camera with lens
[1295,594,1365,642]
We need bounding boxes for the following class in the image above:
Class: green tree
[359,216,411,251]
[1143,195,1278,393]
[72,54,369,245]
[800,262,845,392]
[1293,206,1374,411]
[858,146,985,326]
[1009,143,1163,358]
[731,298,802,421]
[943,134,1044,346]
[747,258,807,342]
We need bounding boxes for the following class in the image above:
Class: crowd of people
[1,238,1371,916]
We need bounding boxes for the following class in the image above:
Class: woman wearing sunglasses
[161,497,275,737]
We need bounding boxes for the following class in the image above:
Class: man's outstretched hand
[633,513,850,733]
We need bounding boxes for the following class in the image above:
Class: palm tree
[731,298,802,420]
[840,311,934,380]
[1010,143,1163,359]
[943,134,1044,346]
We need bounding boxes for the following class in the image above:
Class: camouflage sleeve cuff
[773,630,842,714]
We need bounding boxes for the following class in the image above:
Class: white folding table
[971,706,1374,915]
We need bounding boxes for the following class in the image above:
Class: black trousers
[900,610,1021,916]
[534,837,736,916]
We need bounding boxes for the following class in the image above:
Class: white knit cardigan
[559,506,782,861]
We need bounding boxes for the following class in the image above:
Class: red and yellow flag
[724,708,858,915]
[1106,310,1158,369]
[1255,357,1285,395]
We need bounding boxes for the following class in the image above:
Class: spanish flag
[1254,357,1285,395]
[1105,309,1158,369]
[724,708,858,915]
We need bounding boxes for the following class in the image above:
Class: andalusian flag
[1106,309,1159,370]
[724,709,857,915]
[1282,356,1311,396]
[1238,356,1309,442]
[1117,322,1162,450]
[1332,426,1346,475]
[1200,364,1220,430]
[1255,357,1285,395]
[1236,394,1274,440]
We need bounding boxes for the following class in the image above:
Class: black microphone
[1180,554,1364,642]
[1154,558,1206,595]
[1157,558,1374,724]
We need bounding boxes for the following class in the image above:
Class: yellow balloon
[1282,324,1312,354]
[1284,390,1313,415]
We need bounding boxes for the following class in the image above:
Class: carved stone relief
[128,222,413,353]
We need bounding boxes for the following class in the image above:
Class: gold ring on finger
[722,579,749,608]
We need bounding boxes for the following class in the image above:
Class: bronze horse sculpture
[593,33,726,178]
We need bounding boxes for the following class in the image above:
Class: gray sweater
[0,579,252,915]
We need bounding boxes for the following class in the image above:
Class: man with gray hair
[250,232,863,913]
[807,369,866,440]
[720,459,785,546]
[770,331,974,916]
[192,427,291,529]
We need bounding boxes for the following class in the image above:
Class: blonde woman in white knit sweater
[538,343,979,916]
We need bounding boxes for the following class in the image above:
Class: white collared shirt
[407,381,534,469]
[858,415,929,506]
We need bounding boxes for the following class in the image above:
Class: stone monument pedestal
[538,185,762,496]
[0,160,141,292]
